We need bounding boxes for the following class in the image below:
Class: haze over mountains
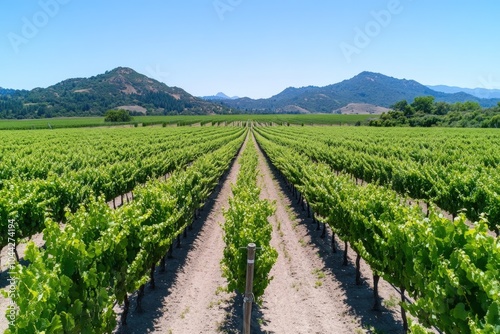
[1,68,499,118]
[201,92,240,101]
[427,85,500,99]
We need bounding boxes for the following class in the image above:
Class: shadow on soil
[0,257,30,289]
[218,293,268,334]
[260,144,405,334]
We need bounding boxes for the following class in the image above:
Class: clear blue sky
[1,0,499,98]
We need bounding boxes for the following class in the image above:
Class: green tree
[488,114,500,128]
[411,96,435,114]
[391,100,409,112]
[104,109,132,122]
[461,101,482,112]
[434,101,451,115]
[391,100,415,117]
[452,101,481,112]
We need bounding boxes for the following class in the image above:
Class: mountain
[201,92,239,100]
[3,69,500,119]
[222,72,500,113]
[0,67,229,118]
[427,85,500,99]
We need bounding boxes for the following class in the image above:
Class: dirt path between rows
[114,137,248,333]
[253,134,406,334]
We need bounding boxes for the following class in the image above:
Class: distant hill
[222,72,500,113]
[0,67,229,118]
[427,85,500,99]
[201,92,239,100]
[0,88,22,96]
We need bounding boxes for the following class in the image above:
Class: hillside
[0,88,23,96]
[335,103,390,114]
[222,72,500,113]
[0,67,229,118]
[3,69,500,119]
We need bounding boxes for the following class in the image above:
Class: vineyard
[1,123,499,333]
[0,114,371,130]
[254,126,499,333]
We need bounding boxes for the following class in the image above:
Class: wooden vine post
[243,243,256,334]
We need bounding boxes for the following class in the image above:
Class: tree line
[370,96,500,127]
[0,90,218,119]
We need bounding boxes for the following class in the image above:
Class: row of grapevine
[221,136,278,300]
[0,127,245,250]
[0,127,238,182]
[5,130,246,333]
[257,126,500,234]
[254,130,499,333]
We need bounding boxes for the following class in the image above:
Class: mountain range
[218,72,500,113]
[0,67,228,118]
[201,92,240,100]
[1,68,499,119]
[427,85,500,99]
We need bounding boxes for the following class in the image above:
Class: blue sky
[1,0,499,98]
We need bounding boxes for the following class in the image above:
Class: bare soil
[335,103,390,115]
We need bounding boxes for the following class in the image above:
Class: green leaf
[451,303,468,321]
